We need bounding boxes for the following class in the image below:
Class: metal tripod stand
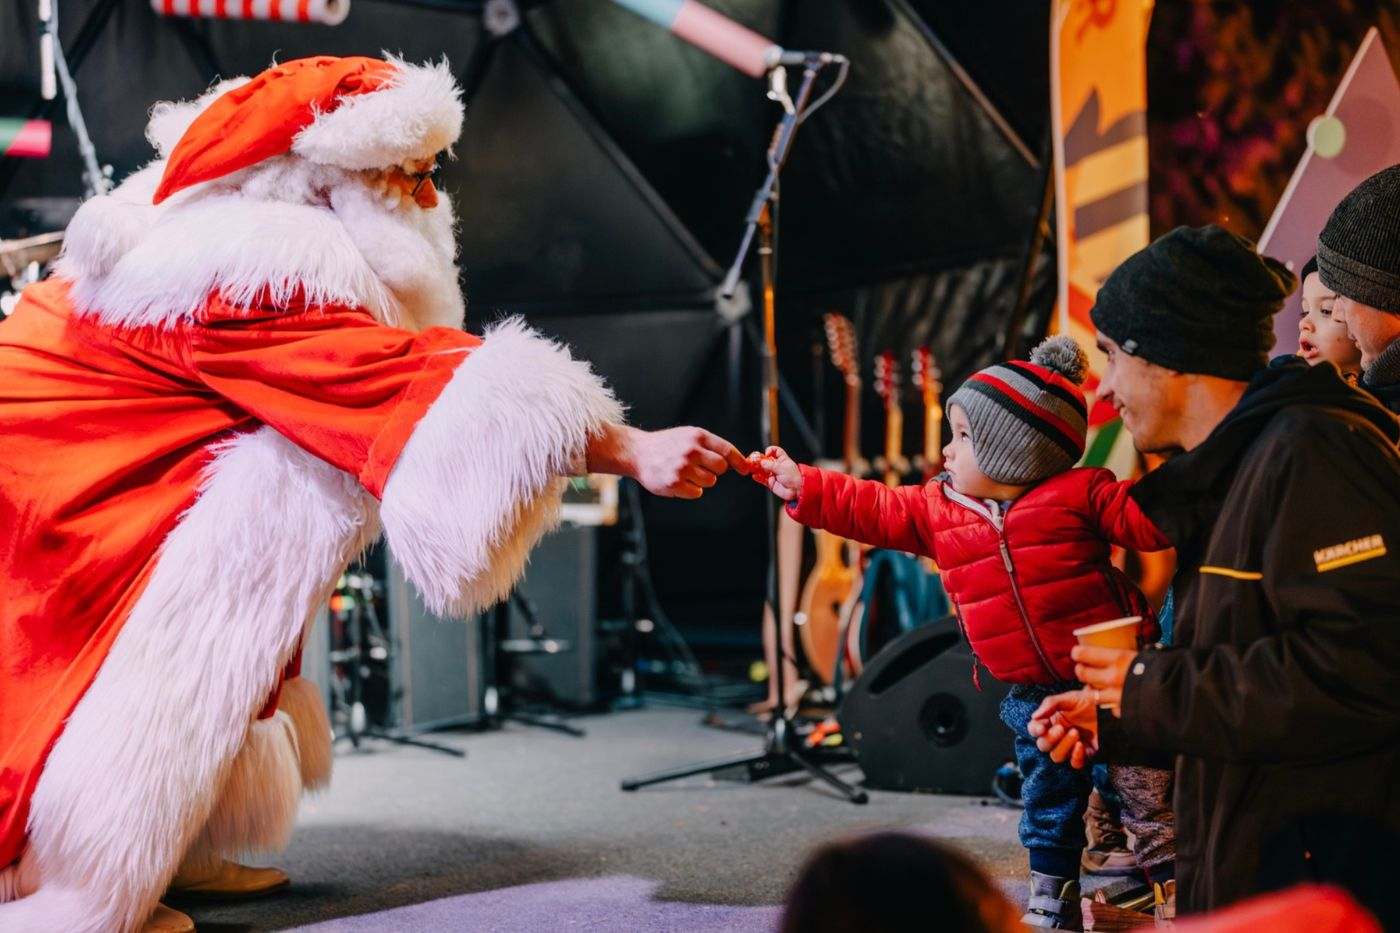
[329,569,464,757]
[621,56,866,804]
[481,587,587,737]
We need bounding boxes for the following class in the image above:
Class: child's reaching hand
[746,446,803,501]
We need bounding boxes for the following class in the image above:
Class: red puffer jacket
[788,465,1171,685]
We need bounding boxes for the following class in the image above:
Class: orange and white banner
[1050,0,1154,478]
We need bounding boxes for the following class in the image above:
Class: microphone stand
[622,55,867,804]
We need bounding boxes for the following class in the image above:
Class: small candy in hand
[746,451,773,484]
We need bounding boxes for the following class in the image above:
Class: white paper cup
[1072,616,1142,651]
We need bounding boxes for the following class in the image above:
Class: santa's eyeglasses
[407,158,441,197]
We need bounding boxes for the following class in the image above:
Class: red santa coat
[0,235,617,930]
[0,59,624,933]
[788,464,1170,684]
[0,277,478,866]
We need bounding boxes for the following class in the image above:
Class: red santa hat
[153,54,464,204]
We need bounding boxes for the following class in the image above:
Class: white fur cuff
[379,318,623,616]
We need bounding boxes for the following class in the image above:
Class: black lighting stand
[482,588,587,737]
[622,56,866,804]
[610,477,725,711]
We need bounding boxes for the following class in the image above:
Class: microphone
[38,0,56,101]
[763,49,847,69]
[608,0,845,79]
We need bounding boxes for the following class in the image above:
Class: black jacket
[1364,376,1400,415]
[1101,359,1400,923]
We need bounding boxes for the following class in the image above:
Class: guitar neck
[923,396,943,472]
[883,403,905,486]
[842,378,862,473]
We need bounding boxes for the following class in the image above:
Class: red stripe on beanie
[968,372,1085,454]
[1004,360,1087,418]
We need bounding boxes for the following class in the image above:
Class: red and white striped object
[150,0,350,26]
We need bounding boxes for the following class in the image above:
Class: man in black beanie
[1026,225,1400,926]
[1319,163,1400,412]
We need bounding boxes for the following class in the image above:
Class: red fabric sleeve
[786,464,935,558]
[1085,469,1172,552]
[187,302,480,498]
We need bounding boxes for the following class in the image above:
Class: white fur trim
[50,163,165,284]
[0,864,19,902]
[293,56,463,170]
[186,712,302,863]
[68,192,397,329]
[1,428,378,933]
[63,163,464,332]
[380,318,624,616]
[277,676,334,791]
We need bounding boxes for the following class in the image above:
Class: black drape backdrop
[1,0,1055,660]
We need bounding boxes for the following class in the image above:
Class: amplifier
[384,550,489,732]
[495,522,599,708]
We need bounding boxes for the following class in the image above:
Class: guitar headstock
[874,350,900,406]
[912,346,942,405]
[823,313,859,385]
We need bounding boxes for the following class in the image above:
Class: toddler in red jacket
[751,336,1175,928]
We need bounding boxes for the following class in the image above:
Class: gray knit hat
[1318,163,1400,313]
[946,336,1089,486]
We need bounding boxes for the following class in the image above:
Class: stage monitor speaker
[838,618,1012,795]
[498,523,599,708]
[384,550,489,732]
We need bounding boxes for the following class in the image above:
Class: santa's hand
[602,425,749,499]
[1028,689,1100,768]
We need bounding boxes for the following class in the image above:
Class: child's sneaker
[1023,871,1083,928]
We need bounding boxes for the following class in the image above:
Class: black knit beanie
[1089,225,1295,380]
[1317,163,1400,313]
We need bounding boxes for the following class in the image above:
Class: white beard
[59,156,468,334]
[329,179,466,332]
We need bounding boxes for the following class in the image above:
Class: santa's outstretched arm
[376,317,748,618]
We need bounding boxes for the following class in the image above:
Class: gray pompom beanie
[945,336,1090,486]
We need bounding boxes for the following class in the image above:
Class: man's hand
[747,446,803,501]
[1071,644,1136,713]
[1028,690,1099,769]
[585,424,750,499]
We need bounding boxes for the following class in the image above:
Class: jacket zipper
[993,512,1060,682]
[944,485,1060,682]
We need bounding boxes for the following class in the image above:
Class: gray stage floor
[183,706,1027,931]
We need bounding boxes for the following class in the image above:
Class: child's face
[942,405,1000,499]
[1299,272,1362,375]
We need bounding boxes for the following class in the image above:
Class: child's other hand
[746,447,803,501]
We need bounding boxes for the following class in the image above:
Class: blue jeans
[1000,683,1108,878]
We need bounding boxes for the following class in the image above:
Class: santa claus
[0,55,746,932]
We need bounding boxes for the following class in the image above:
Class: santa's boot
[144,903,196,933]
[169,858,290,899]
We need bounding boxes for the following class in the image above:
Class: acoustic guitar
[841,348,950,678]
[874,350,911,487]
[912,345,944,480]
[796,314,862,686]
